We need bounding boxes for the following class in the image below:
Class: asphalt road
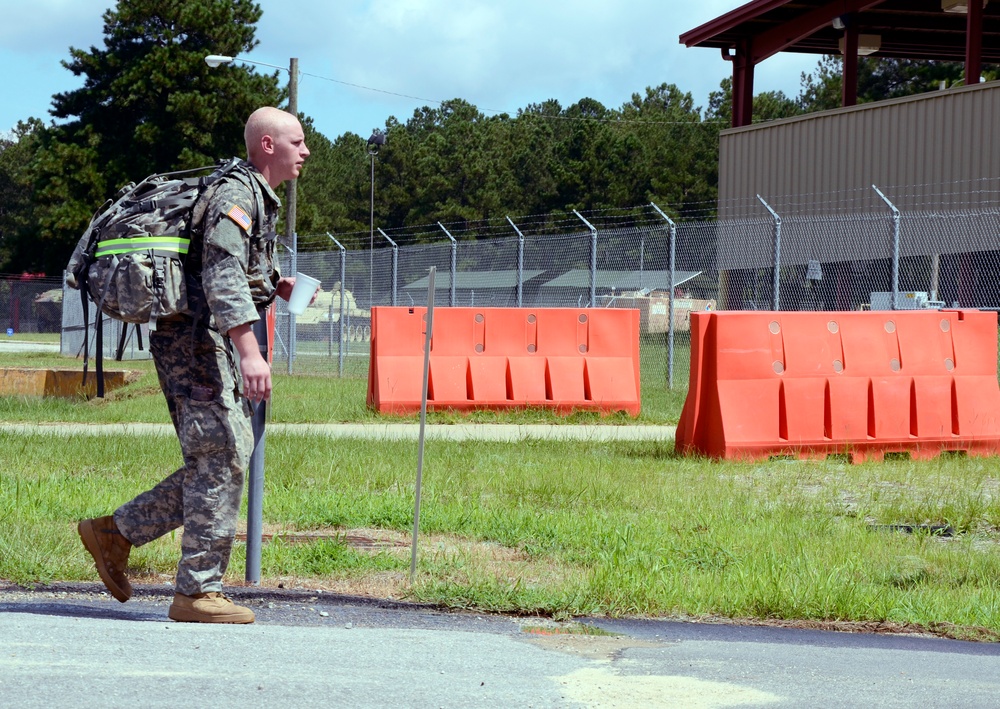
[3,583,1000,708]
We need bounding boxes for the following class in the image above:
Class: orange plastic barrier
[367,307,640,415]
[675,309,1000,462]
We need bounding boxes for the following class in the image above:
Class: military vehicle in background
[293,283,372,343]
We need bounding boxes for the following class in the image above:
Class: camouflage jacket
[186,162,281,335]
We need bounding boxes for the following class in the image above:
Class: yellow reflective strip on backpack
[94,236,190,258]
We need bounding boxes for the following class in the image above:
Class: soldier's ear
[260,134,275,155]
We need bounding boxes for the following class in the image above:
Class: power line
[298,69,728,128]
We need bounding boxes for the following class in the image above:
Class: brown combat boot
[168,592,255,624]
[77,515,133,602]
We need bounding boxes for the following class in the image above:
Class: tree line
[0,0,991,276]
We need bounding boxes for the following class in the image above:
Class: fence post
[506,216,525,308]
[378,228,399,306]
[650,202,677,390]
[756,195,782,311]
[438,222,457,306]
[327,233,347,377]
[873,184,901,310]
[573,210,598,307]
[286,242,298,374]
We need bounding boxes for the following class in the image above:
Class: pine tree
[26,0,283,276]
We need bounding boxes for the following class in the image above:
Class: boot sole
[168,607,255,624]
[77,519,131,603]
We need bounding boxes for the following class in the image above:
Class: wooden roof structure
[680,0,1000,126]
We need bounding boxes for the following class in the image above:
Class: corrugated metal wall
[719,81,1000,217]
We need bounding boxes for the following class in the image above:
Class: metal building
[680,1,1000,310]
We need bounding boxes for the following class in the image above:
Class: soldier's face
[267,121,310,185]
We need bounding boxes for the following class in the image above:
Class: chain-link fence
[47,176,1000,390]
[0,275,64,337]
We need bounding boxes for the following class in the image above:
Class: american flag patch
[227,204,253,232]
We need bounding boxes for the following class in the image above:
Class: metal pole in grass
[410,266,436,583]
[650,202,676,389]
[246,313,269,583]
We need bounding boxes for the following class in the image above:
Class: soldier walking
[77,106,310,623]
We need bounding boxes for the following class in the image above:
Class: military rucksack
[65,157,256,395]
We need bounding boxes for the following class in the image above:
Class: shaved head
[244,107,299,162]
[243,106,310,188]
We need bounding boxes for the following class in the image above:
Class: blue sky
[1,1,823,140]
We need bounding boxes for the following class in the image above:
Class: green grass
[9,332,1000,640]
[3,429,1000,640]
[3,332,60,343]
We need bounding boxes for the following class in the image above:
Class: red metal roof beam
[749,0,887,64]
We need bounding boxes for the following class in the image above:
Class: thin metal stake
[410,266,436,583]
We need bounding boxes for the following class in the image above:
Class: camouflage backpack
[65,158,258,394]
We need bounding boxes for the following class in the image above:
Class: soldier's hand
[276,277,295,301]
[240,354,272,403]
[227,322,272,403]
[277,276,320,307]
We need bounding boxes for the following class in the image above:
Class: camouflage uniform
[113,162,280,596]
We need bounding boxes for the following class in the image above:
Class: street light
[367,128,385,306]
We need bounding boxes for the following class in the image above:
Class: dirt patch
[521,625,660,661]
[226,525,576,603]
[235,526,409,549]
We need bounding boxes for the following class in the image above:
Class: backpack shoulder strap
[218,160,270,237]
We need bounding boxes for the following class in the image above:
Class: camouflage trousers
[114,317,254,596]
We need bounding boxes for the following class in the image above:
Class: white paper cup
[287,272,321,315]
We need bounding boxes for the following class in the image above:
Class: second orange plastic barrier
[367,307,640,416]
[675,309,1000,462]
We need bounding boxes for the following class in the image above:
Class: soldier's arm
[201,182,260,335]
[228,322,270,403]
